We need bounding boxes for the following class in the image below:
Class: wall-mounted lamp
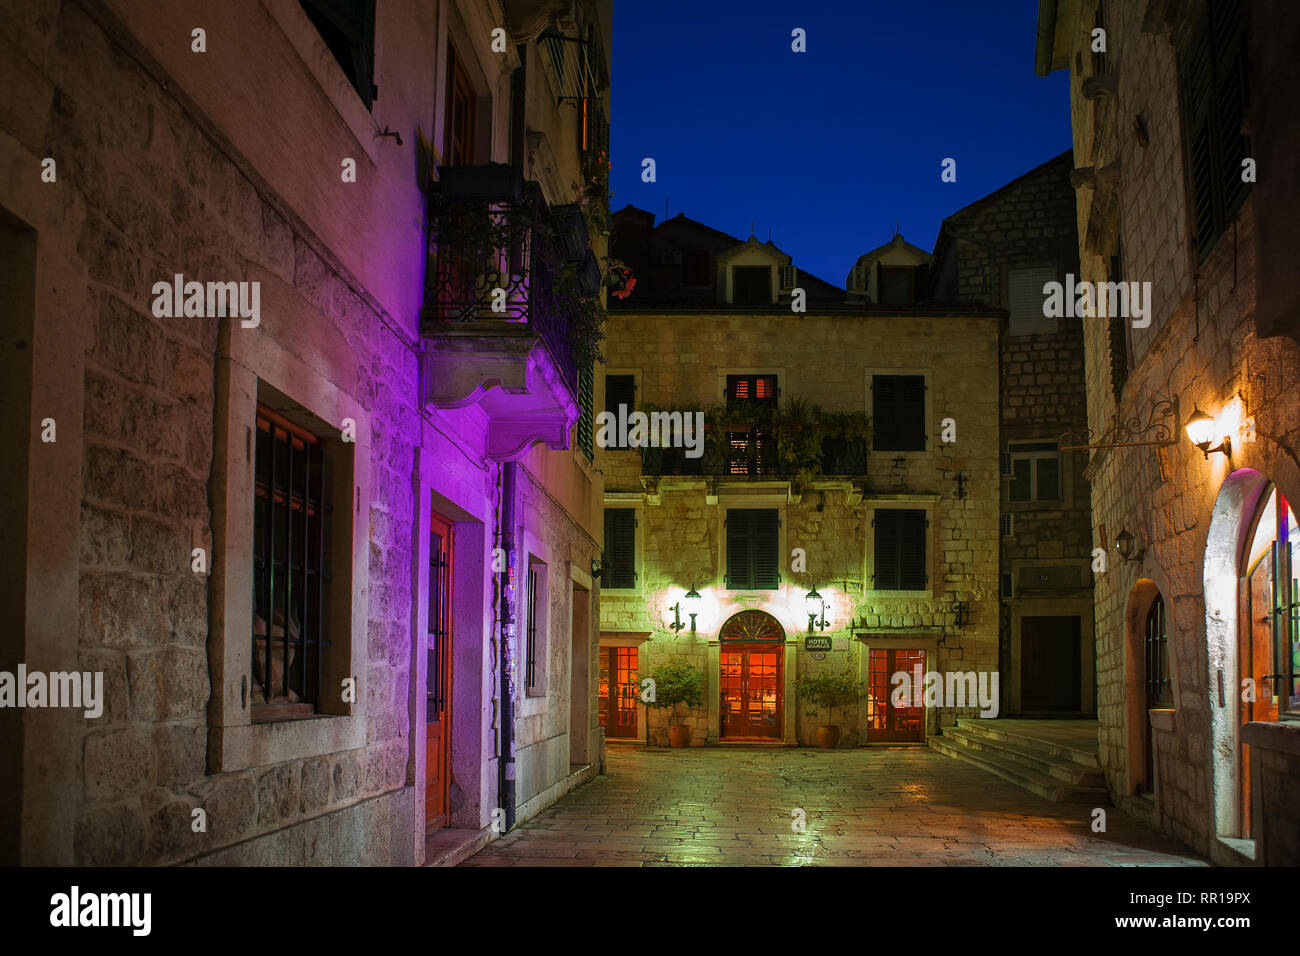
[1185,404,1231,459]
[669,587,702,633]
[805,587,829,633]
[1115,529,1146,564]
[590,557,603,578]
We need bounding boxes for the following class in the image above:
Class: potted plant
[638,659,705,747]
[796,668,866,748]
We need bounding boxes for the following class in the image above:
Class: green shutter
[752,510,780,589]
[577,362,594,460]
[899,510,928,590]
[602,509,635,588]
[725,511,752,589]
[874,510,900,589]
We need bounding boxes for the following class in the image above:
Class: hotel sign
[804,636,832,652]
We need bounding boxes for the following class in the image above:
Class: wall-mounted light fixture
[669,587,702,633]
[1115,529,1146,563]
[590,557,603,578]
[1185,404,1231,459]
[805,587,829,633]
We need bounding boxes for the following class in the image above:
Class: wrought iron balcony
[640,427,867,479]
[420,165,594,461]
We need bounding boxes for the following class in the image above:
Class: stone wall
[1054,0,1300,858]
[935,151,1095,715]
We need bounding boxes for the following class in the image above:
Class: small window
[726,374,777,405]
[726,376,778,476]
[780,265,797,290]
[874,509,927,590]
[872,375,926,451]
[299,0,377,109]
[252,405,330,715]
[603,375,636,449]
[1008,441,1061,502]
[725,509,780,590]
[1000,572,1015,599]
[602,509,636,589]
[732,266,772,306]
[1007,267,1060,336]
[682,249,711,287]
[1001,514,1015,537]
[525,560,548,696]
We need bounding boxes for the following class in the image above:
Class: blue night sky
[610,0,1072,287]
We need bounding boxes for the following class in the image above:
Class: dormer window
[878,266,916,307]
[732,266,772,306]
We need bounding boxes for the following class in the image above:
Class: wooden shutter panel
[872,375,897,450]
[726,512,751,589]
[898,376,926,450]
[1211,0,1249,220]
[874,510,900,589]
[899,510,927,589]
[752,510,780,589]
[603,509,635,588]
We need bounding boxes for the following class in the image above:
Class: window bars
[427,534,450,723]
[253,406,328,712]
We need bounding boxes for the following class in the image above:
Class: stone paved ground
[460,745,1207,867]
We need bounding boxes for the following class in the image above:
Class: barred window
[252,405,330,718]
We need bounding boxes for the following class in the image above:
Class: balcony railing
[422,169,576,390]
[640,427,868,478]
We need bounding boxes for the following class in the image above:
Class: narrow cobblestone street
[461,746,1207,867]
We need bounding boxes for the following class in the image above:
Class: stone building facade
[931,151,1096,719]
[1,0,610,866]
[1037,0,1300,863]
[599,210,1001,748]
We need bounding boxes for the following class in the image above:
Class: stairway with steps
[928,718,1109,804]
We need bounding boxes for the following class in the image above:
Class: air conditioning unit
[1000,514,1014,537]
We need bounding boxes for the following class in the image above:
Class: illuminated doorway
[719,610,785,740]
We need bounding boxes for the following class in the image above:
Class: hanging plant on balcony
[579,147,612,237]
[554,256,606,370]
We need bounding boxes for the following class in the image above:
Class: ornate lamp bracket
[1060,397,1179,451]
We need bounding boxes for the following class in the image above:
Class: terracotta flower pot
[815,725,841,749]
[668,724,692,748]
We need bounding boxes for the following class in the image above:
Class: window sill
[209,712,365,773]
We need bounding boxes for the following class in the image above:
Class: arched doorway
[718,610,785,740]
[1205,468,1300,840]
[1125,580,1173,796]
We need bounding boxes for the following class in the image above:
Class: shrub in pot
[637,659,704,748]
[795,668,866,748]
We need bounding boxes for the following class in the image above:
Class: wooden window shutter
[752,510,780,589]
[603,509,636,588]
[577,362,594,459]
[899,510,928,590]
[725,511,752,589]
[898,376,926,450]
[873,510,900,589]
[1210,0,1249,221]
[871,375,897,450]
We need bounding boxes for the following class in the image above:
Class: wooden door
[1020,616,1082,711]
[720,643,783,739]
[866,648,926,742]
[597,646,639,738]
[425,513,453,832]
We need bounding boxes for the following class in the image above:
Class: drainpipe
[497,462,518,831]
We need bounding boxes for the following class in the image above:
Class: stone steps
[928,720,1109,805]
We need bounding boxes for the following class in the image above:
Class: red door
[720,644,784,739]
[598,646,639,738]
[425,513,453,832]
[866,648,926,742]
